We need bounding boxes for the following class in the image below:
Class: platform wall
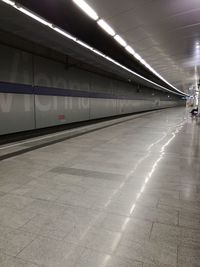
[0,44,184,135]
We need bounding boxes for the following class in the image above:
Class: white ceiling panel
[86,0,200,93]
[84,0,154,20]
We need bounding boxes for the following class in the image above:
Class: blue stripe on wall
[34,86,91,98]
[0,81,119,99]
[0,81,33,94]
[0,81,175,101]
[34,86,119,99]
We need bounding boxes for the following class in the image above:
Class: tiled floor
[0,107,200,266]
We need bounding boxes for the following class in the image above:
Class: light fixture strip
[76,40,93,50]
[17,7,53,27]
[125,46,136,55]
[53,27,76,41]
[0,0,186,96]
[2,0,15,5]
[134,53,142,62]
[72,0,98,20]
[97,19,115,36]
[114,35,127,47]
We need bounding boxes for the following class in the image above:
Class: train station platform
[0,107,200,266]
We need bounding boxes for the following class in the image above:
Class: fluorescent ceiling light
[140,59,147,65]
[93,49,107,58]
[114,35,127,47]
[97,19,115,36]
[145,63,151,69]
[2,0,15,6]
[149,66,155,72]
[134,53,142,61]
[125,46,135,55]
[72,0,98,20]
[54,27,76,41]
[76,40,93,50]
[106,56,117,64]
[153,70,159,76]
[17,7,52,27]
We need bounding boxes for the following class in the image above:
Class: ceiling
[85,0,200,93]
[0,0,197,95]
[0,0,186,96]
[0,1,178,95]
[17,0,180,92]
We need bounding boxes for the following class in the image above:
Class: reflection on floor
[0,107,200,267]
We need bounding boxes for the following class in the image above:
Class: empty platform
[0,107,199,267]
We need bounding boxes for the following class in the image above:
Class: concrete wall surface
[0,44,184,135]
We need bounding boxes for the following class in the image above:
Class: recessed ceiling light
[134,53,142,61]
[140,59,147,65]
[76,40,93,50]
[97,19,115,36]
[2,0,15,5]
[72,0,99,20]
[125,46,135,55]
[54,27,76,41]
[114,35,127,47]
[17,7,53,27]
[93,49,106,58]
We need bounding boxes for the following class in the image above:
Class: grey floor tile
[19,214,72,240]
[72,162,129,175]
[179,210,200,229]
[51,167,123,181]
[76,248,143,267]
[18,236,84,267]
[150,223,180,245]
[115,239,177,266]
[0,256,42,266]
[0,194,34,210]
[105,256,143,267]
[0,207,35,229]
[95,213,152,241]
[1,108,200,267]
[22,199,67,218]
[0,191,6,197]
[0,183,21,193]
[0,253,12,265]
[159,197,200,213]
[56,191,95,209]
[0,229,37,256]
[143,263,175,267]
[178,246,200,267]
[68,227,122,254]
[75,248,111,267]
[39,172,84,187]
[131,205,178,225]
